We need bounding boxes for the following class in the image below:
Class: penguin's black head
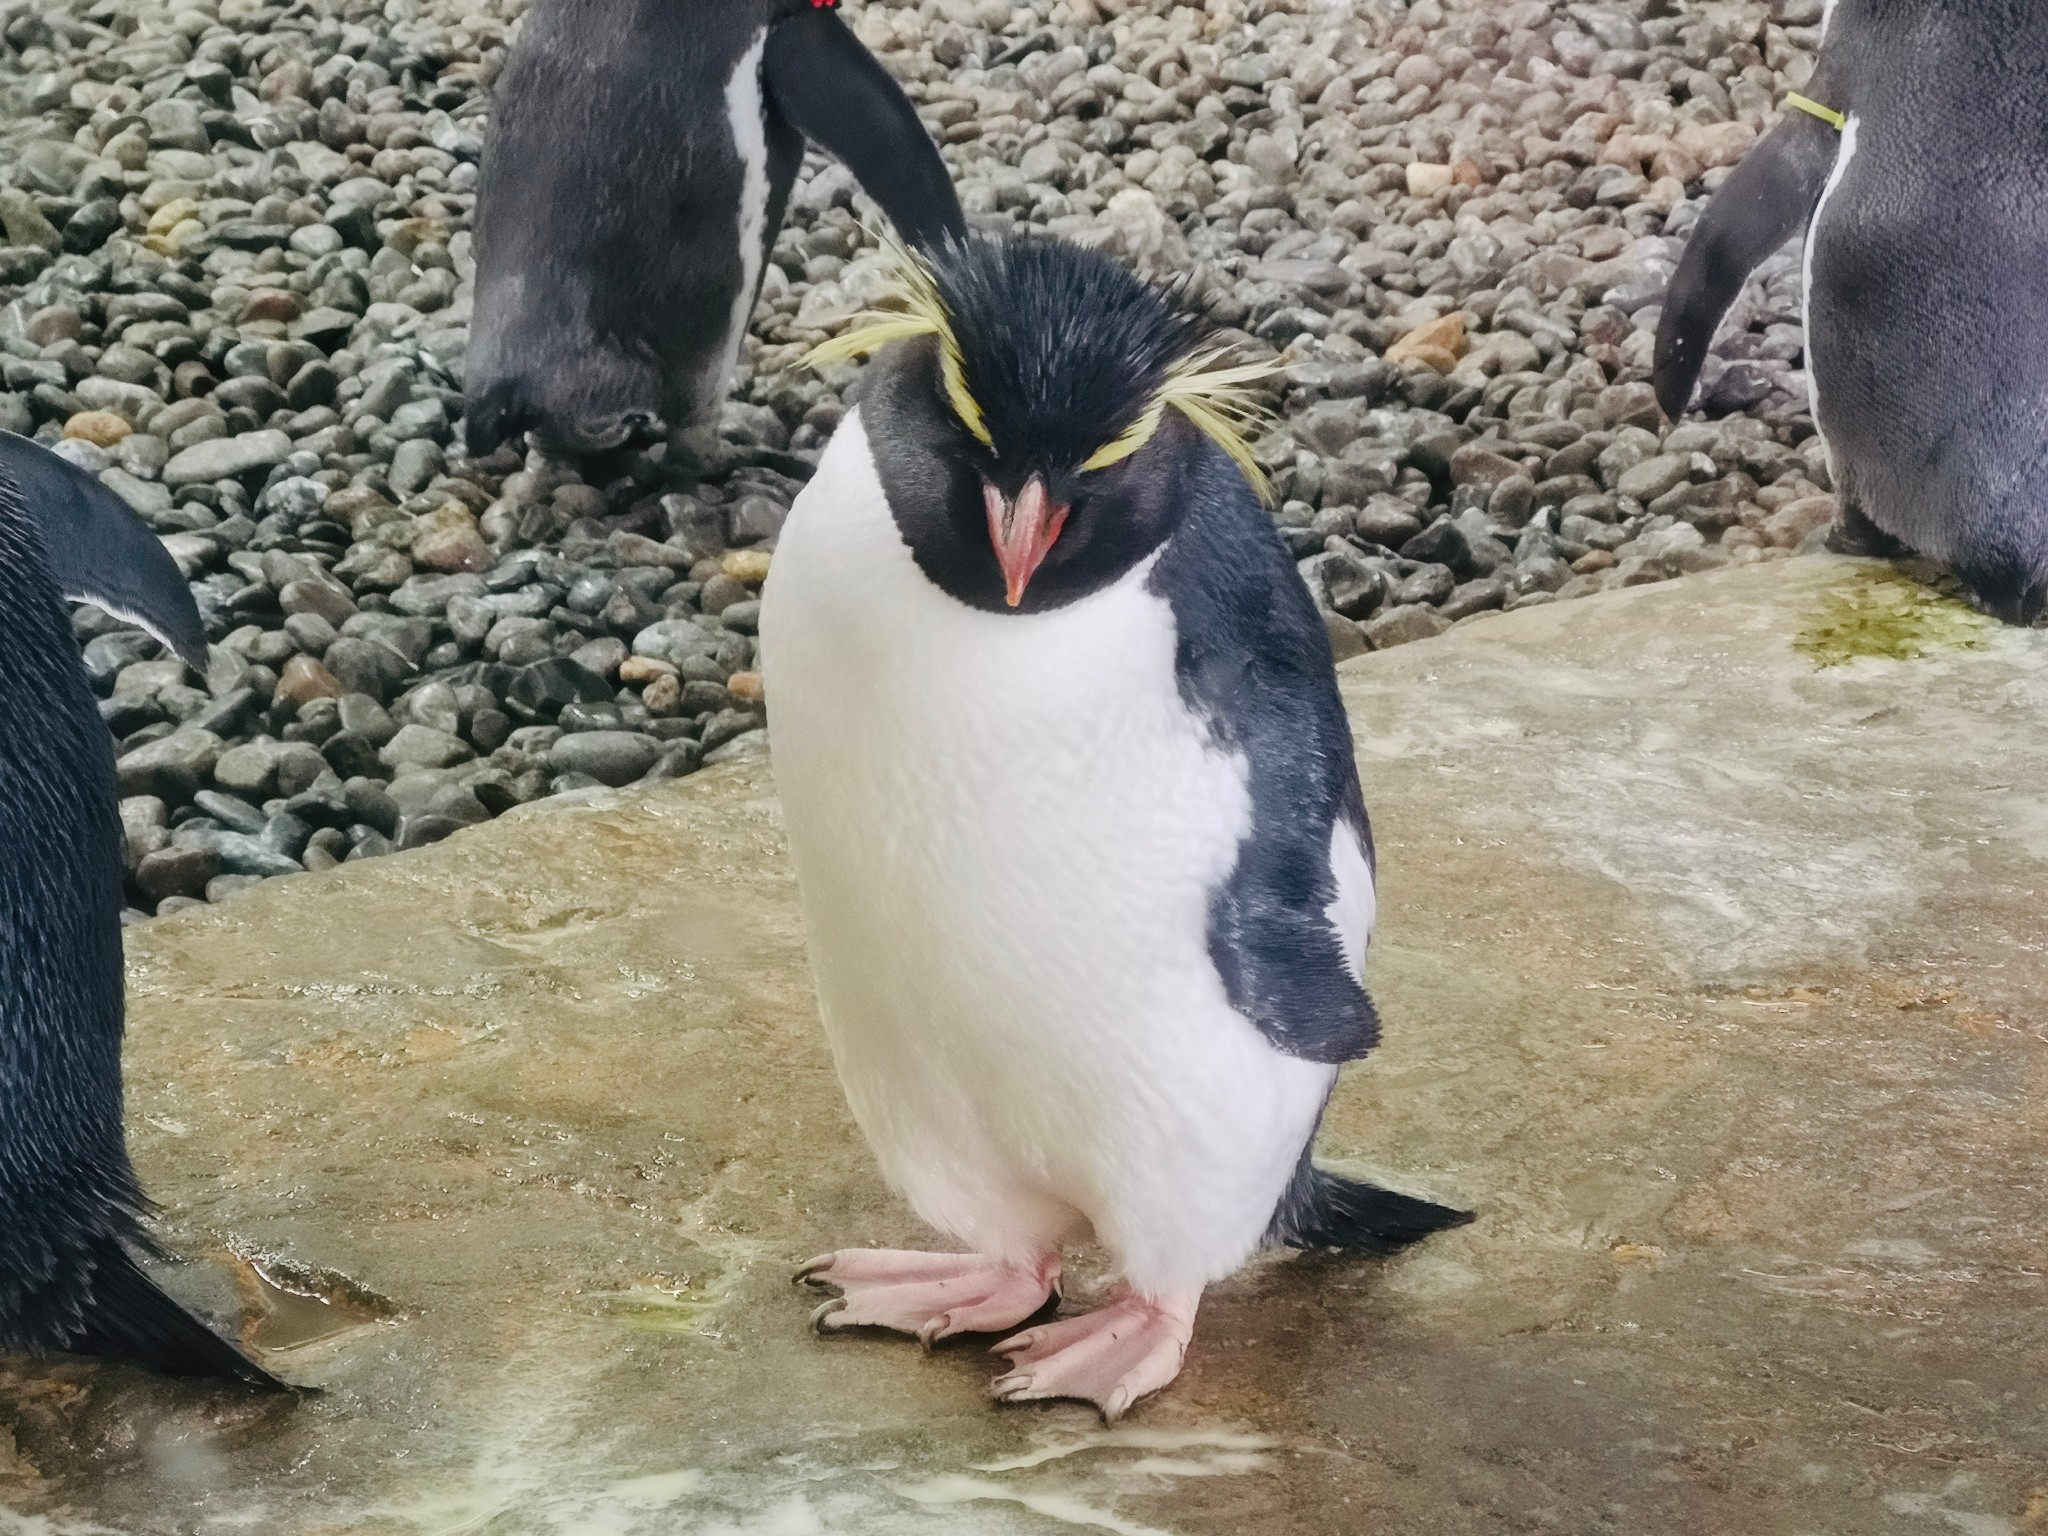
[817,234,1271,614]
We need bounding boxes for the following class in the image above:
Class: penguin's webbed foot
[797,1249,1059,1347]
[990,1286,1200,1423]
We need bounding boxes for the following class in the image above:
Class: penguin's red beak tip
[983,476,1069,608]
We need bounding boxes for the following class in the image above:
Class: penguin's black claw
[809,1296,849,1333]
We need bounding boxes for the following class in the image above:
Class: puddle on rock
[1795,568,1993,668]
[228,1251,403,1353]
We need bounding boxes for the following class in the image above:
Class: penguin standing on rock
[1654,0,2048,622]
[464,0,966,459]
[0,433,281,1388]
[760,238,1470,1420]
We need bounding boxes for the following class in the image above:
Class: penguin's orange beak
[983,476,1069,607]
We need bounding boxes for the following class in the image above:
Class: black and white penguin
[464,0,965,458]
[1654,0,2048,622]
[0,432,279,1387]
[760,238,1469,1419]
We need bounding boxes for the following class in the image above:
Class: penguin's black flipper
[1268,1161,1473,1256]
[1653,117,1843,421]
[0,431,207,671]
[64,1239,289,1390]
[762,8,966,253]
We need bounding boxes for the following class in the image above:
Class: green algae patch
[1795,569,1994,668]
[590,1281,725,1333]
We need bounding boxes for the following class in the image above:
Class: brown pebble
[62,410,133,447]
[384,218,448,258]
[276,655,345,705]
[642,673,683,717]
[721,549,773,584]
[1763,495,1837,550]
[26,306,81,346]
[239,288,302,325]
[699,574,748,615]
[619,655,678,685]
[726,671,765,704]
[1384,312,1466,372]
[410,504,495,574]
[261,59,315,101]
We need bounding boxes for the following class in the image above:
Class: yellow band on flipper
[1785,92,1846,130]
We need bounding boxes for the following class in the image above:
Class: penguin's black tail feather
[1271,1163,1473,1256]
[66,1241,289,1391]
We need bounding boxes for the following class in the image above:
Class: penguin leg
[797,1249,1059,1346]
[990,1285,1201,1424]
[1825,498,1913,559]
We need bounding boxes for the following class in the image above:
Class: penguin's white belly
[761,412,1336,1292]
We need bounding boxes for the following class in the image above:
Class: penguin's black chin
[982,474,1069,607]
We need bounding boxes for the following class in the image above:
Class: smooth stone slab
[2,556,2044,1534]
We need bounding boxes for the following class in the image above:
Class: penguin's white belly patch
[761,413,1336,1290]
[714,32,771,416]
[1801,112,1857,497]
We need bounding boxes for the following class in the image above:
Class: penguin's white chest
[760,412,1335,1291]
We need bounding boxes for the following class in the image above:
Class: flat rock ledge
[3,555,2043,1536]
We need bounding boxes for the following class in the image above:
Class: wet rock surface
[2,558,2043,1534]
[0,0,1845,913]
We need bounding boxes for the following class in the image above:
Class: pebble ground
[0,0,1829,913]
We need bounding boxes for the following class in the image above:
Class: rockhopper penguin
[1654,0,2048,622]
[0,432,281,1387]
[465,0,966,458]
[760,237,1470,1419]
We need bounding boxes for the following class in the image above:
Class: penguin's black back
[1658,0,2048,620]
[466,0,807,450]
[0,472,279,1387]
[1804,2,2048,617]
[0,476,136,1312]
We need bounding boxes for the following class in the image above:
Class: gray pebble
[379,723,475,771]
[25,0,1829,910]
[547,730,663,786]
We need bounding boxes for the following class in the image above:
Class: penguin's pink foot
[990,1286,1200,1423]
[797,1249,1059,1346]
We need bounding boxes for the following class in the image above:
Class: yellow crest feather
[1166,352,1281,497]
[803,240,993,448]
[1078,401,1167,474]
[805,312,941,368]
[1084,349,1278,498]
